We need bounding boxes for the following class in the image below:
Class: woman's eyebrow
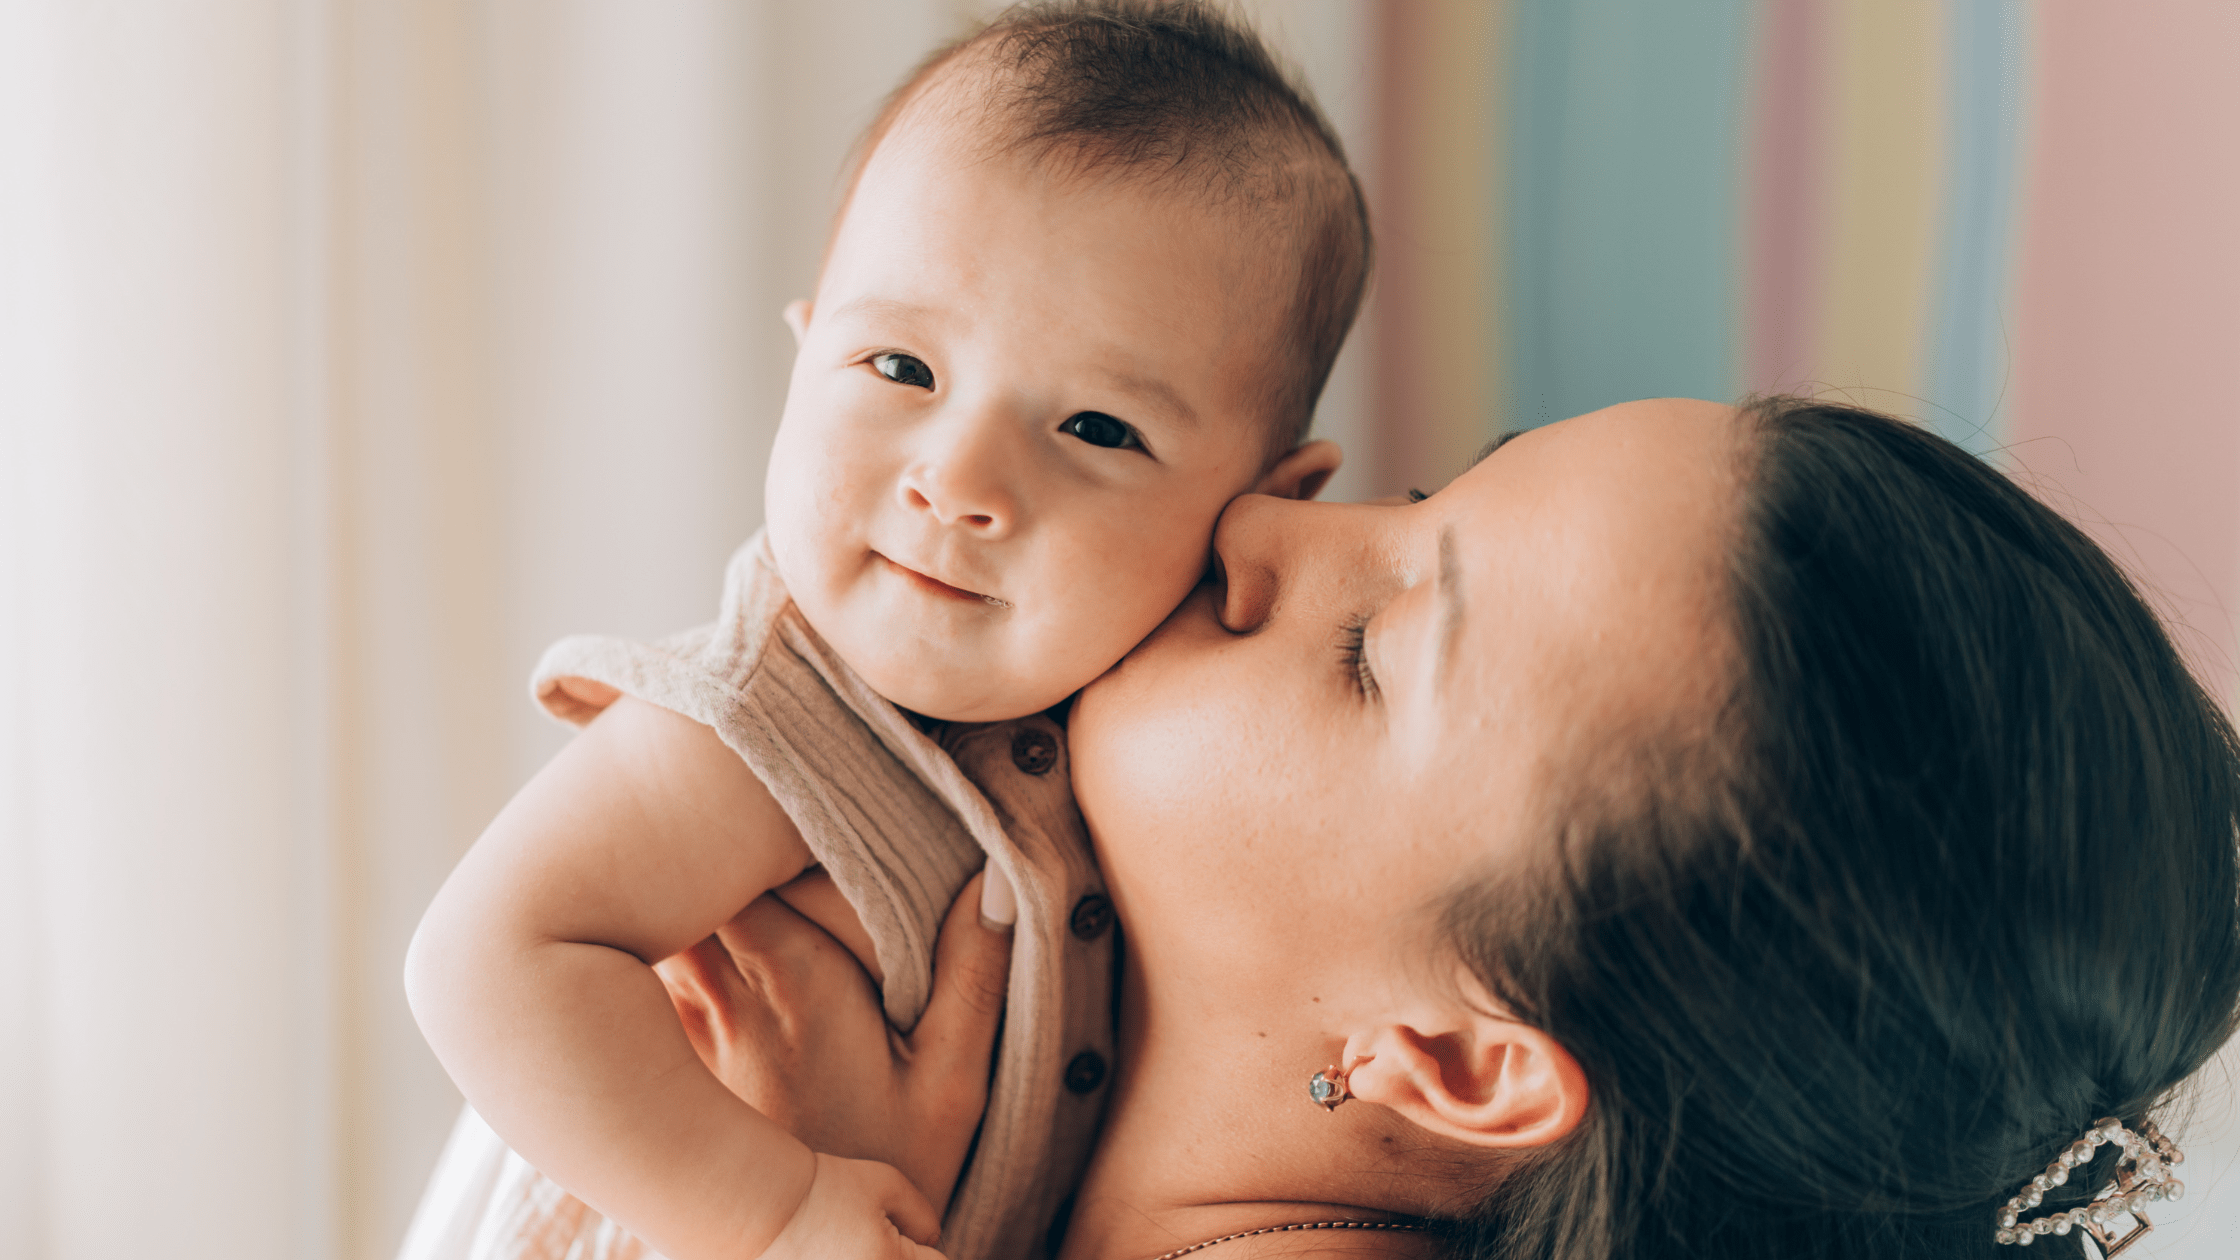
[1435,524,1466,685]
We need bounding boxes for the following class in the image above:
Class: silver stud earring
[1308,1057,1368,1111]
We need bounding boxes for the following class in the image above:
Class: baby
[405,4,1368,1259]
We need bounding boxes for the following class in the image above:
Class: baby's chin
[852,649,1072,725]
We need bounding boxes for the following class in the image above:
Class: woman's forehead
[1434,400,1741,749]
[1446,399,1739,570]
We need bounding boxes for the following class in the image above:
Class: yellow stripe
[1415,0,1506,474]
[1814,0,1945,411]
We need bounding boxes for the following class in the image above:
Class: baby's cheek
[995,494,1226,709]
[1086,531,1209,625]
[1107,492,1220,578]
[762,507,827,613]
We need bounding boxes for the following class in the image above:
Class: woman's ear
[783,298,813,347]
[1254,439,1342,501]
[1342,1008,1588,1151]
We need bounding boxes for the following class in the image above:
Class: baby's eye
[871,352,934,390]
[1060,411,1141,451]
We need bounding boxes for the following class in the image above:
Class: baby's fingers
[860,1155,943,1249]
[763,1154,945,1260]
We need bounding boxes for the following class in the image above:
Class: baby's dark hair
[1439,398,2240,1259]
[839,0,1371,453]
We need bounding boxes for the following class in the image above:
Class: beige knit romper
[395,532,1117,1260]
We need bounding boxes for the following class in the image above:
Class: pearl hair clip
[1994,1117,2184,1254]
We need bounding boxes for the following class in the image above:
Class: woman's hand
[654,870,1016,1212]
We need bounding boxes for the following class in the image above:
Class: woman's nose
[1215,494,1397,635]
[898,411,1019,536]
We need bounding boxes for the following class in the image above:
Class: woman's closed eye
[1060,411,1144,452]
[871,351,935,390]
[1338,615,1380,702]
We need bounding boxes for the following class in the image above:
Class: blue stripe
[1503,0,1755,430]
[1923,0,2031,453]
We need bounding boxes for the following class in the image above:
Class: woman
[686,394,2239,1259]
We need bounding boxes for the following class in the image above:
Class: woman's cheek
[1075,665,1219,834]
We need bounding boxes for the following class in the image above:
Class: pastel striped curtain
[1361,0,2240,703]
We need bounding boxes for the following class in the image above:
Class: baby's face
[766,121,1309,722]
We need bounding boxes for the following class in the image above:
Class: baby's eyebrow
[826,295,940,327]
[1093,367,1200,432]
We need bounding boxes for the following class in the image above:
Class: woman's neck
[1057,944,1453,1260]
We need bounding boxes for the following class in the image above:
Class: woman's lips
[876,553,1011,609]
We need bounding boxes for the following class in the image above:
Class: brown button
[1010,727,1059,776]
[1063,1050,1107,1094]
[1068,894,1114,941]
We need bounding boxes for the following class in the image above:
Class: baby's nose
[901,475,1007,531]
[899,432,1018,535]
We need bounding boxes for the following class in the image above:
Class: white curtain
[0,4,1371,1258]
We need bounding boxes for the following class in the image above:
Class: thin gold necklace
[1149,1219,1431,1260]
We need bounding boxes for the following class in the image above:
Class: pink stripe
[1743,0,1831,393]
[2010,0,2240,700]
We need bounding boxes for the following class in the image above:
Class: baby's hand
[761,1152,945,1260]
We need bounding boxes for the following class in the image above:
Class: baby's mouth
[875,553,1011,609]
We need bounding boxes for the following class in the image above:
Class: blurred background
[2,2,2235,1258]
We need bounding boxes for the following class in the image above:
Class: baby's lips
[879,551,1009,608]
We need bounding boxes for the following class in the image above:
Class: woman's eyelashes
[1059,410,1144,452]
[1338,615,1381,702]
[870,351,935,390]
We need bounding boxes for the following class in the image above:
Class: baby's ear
[782,299,813,347]
[1255,439,1342,501]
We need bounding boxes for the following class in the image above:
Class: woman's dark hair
[1443,397,2240,1259]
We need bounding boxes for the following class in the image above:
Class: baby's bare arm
[405,696,831,1259]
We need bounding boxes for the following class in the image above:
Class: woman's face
[1070,398,1741,1008]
